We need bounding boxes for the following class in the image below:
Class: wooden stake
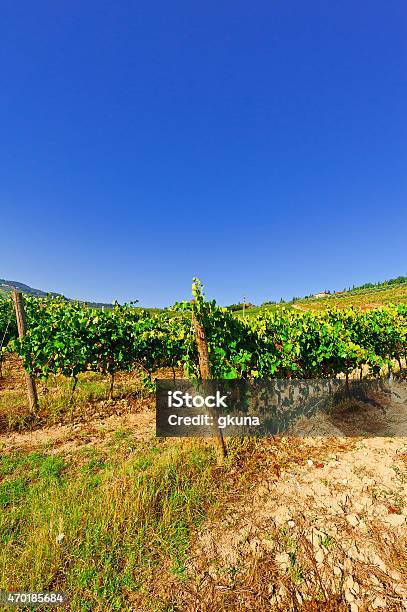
[12,290,38,413]
[192,308,227,462]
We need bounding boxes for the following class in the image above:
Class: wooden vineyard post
[12,290,38,413]
[192,306,227,463]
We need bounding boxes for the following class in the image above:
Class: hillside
[3,275,406,315]
[0,278,61,298]
[296,279,407,312]
[235,276,407,317]
[0,278,115,310]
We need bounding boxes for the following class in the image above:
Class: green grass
[0,439,220,611]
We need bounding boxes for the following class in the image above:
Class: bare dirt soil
[167,383,407,611]
[0,354,158,454]
[0,408,155,455]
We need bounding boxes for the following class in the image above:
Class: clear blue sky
[1,1,406,307]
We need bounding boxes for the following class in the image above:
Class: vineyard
[1,280,406,395]
[1,281,407,611]
[296,281,407,312]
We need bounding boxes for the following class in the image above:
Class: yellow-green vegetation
[232,280,407,317]
[296,281,407,311]
[0,436,221,611]
[233,302,292,319]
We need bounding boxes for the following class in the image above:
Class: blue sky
[1,1,406,306]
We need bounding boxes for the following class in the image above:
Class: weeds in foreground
[0,440,221,611]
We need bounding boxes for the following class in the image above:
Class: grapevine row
[0,283,406,385]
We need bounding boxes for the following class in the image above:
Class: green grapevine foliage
[0,284,406,385]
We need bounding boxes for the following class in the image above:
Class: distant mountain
[0,278,64,298]
[0,278,113,309]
